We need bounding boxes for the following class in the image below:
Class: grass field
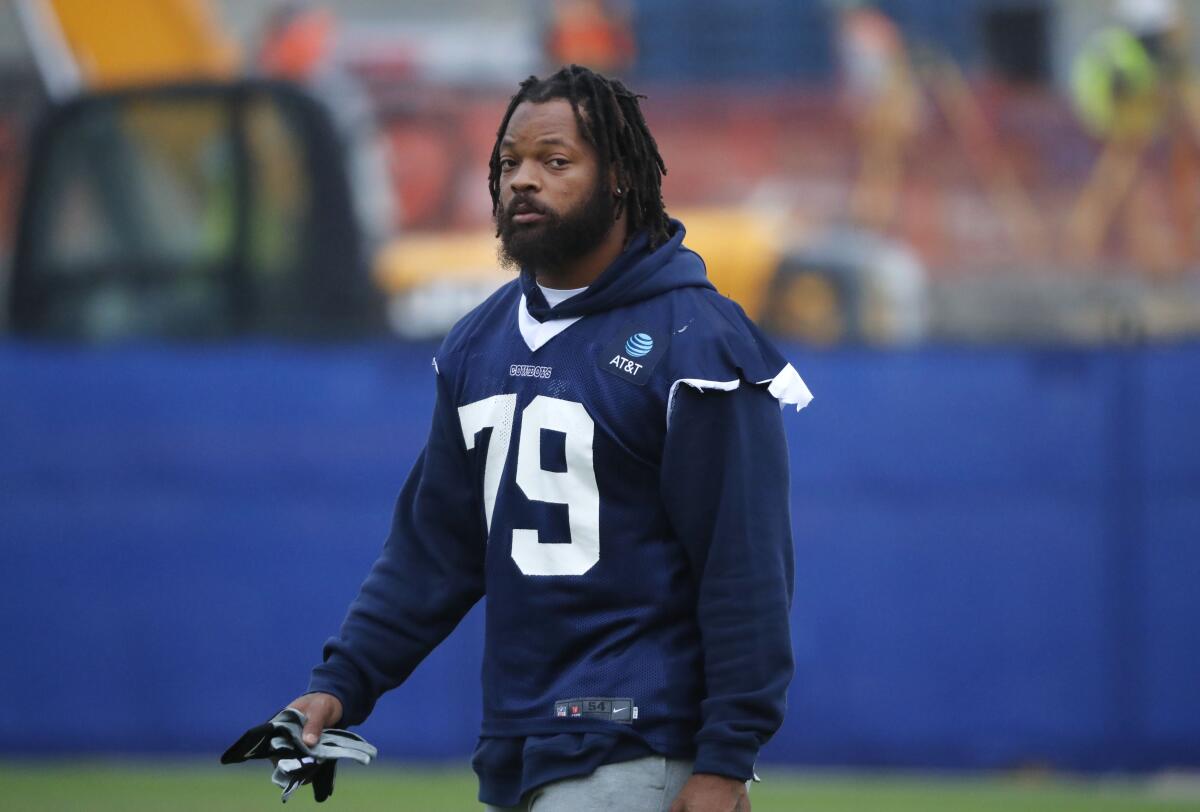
[5,762,1199,812]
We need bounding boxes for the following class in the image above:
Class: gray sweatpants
[484,756,694,812]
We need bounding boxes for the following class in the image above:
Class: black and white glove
[221,708,377,803]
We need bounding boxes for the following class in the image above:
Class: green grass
[3,762,1198,811]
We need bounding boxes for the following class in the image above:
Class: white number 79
[458,394,600,576]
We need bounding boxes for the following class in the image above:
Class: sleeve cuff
[692,739,758,782]
[307,665,366,727]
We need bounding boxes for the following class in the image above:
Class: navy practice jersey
[309,221,812,805]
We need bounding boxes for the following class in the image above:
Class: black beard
[496,181,616,277]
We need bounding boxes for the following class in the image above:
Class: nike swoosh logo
[612,706,628,713]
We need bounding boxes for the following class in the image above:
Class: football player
[286,65,812,812]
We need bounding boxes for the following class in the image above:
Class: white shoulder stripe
[666,377,740,427]
[760,363,814,411]
[667,363,813,426]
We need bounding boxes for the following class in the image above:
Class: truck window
[13,86,322,340]
[26,97,237,339]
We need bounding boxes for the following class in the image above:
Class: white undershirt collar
[517,285,587,352]
[537,283,587,307]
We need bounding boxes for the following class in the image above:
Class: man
[833,0,919,230]
[285,65,812,812]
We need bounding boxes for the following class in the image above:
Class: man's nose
[509,160,540,194]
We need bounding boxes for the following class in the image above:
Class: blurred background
[1,0,1198,809]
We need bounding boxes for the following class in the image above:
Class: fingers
[288,693,343,747]
[302,704,327,747]
[282,695,325,746]
[302,695,345,743]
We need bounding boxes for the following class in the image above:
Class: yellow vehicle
[8,77,923,344]
[8,0,385,339]
[8,0,925,344]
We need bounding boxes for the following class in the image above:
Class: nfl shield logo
[555,704,567,717]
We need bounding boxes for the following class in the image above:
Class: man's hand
[668,774,750,812]
[285,692,344,747]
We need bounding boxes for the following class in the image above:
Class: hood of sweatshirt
[519,219,715,323]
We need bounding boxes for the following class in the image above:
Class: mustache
[504,194,549,219]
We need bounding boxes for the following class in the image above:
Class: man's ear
[609,165,626,221]
[608,165,622,196]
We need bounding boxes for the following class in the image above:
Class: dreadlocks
[488,65,671,248]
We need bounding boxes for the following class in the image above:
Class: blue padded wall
[0,341,1196,769]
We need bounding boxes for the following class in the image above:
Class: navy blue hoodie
[309,220,812,805]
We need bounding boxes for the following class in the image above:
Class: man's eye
[499,158,517,171]
[548,158,569,168]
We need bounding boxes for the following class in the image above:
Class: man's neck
[535,218,629,290]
